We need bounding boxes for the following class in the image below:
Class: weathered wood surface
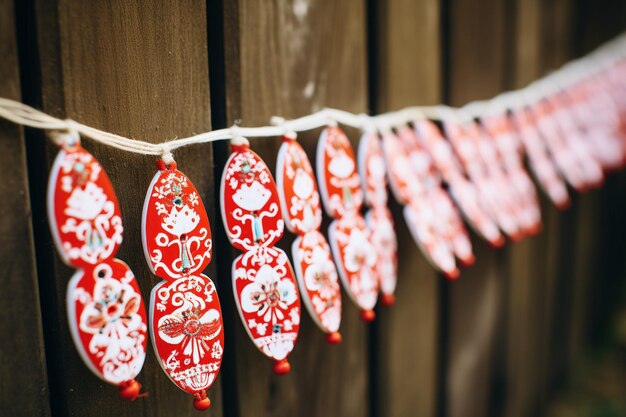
[0,0,51,415]
[20,1,222,416]
[444,1,510,416]
[371,1,441,417]
[2,1,625,416]
[219,1,370,417]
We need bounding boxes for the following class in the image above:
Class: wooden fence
[1,0,625,416]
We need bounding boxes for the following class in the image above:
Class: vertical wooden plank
[23,1,222,415]
[502,2,549,416]
[372,1,441,417]
[0,0,51,415]
[445,0,509,416]
[220,1,370,417]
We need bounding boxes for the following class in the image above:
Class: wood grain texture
[445,1,509,416]
[0,0,51,415]
[502,2,550,415]
[26,1,222,415]
[220,1,369,417]
[371,1,441,417]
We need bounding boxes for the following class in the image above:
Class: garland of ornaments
[2,32,626,411]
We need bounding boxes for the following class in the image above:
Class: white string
[0,31,624,157]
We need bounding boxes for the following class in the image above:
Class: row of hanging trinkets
[44,59,626,409]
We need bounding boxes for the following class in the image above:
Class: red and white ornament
[276,135,342,343]
[142,161,223,410]
[317,126,378,321]
[381,131,459,278]
[47,136,147,399]
[221,139,301,373]
[357,132,398,306]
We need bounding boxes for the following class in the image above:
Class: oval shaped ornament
[277,138,342,340]
[67,258,148,385]
[48,143,123,269]
[232,246,301,363]
[276,139,323,234]
[328,215,379,311]
[358,133,398,305]
[149,273,224,396]
[292,230,342,335]
[221,148,284,251]
[316,126,364,217]
[142,167,213,281]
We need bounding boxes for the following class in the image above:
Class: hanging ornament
[47,133,147,400]
[481,114,542,235]
[441,120,506,247]
[509,108,570,209]
[221,137,301,374]
[141,159,224,411]
[357,132,398,306]
[547,94,604,189]
[531,100,589,191]
[381,130,459,278]
[399,124,474,266]
[451,120,525,240]
[276,133,342,344]
[317,126,379,320]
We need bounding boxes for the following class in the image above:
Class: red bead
[193,391,211,411]
[489,235,506,249]
[459,253,475,267]
[273,359,291,375]
[360,309,376,322]
[231,143,249,153]
[381,293,395,307]
[118,379,144,401]
[155,160,167,171]
[444,268,460,280]
[326,331,342,344]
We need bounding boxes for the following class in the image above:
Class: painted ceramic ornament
[47,135,147,400]
[399,125,475,266]
[142,161,223,411]
[276,135,342,344]
[531,100,589,192]
[481,114,542,236]
[357,132,398,306]
[221,138,301,374]
[317,126,378,321]
[509,109,570,210]
[457,120,525,240]
[380,131,459,278]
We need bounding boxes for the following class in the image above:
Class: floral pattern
[318,127,378,315]
[277,138,342,335]
[69,259,147,385]
[143,167,212,280]
[233,246,300,360]
[48,142,147,388]
[222,143,300,365]
[142,164,224,399]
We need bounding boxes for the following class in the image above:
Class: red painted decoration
[221,142,301,372]
[276,137,342,341]
[317,126,378,319]
[47,139,147,395]
[142,162,223,407]
[357,132,398,306]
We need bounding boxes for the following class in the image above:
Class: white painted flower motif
[343,228,376,273]
[328,150,355,179]
[304,246,338,301]
[65,182,108,220]
[232,181,271,211]
[240,264,297,325]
